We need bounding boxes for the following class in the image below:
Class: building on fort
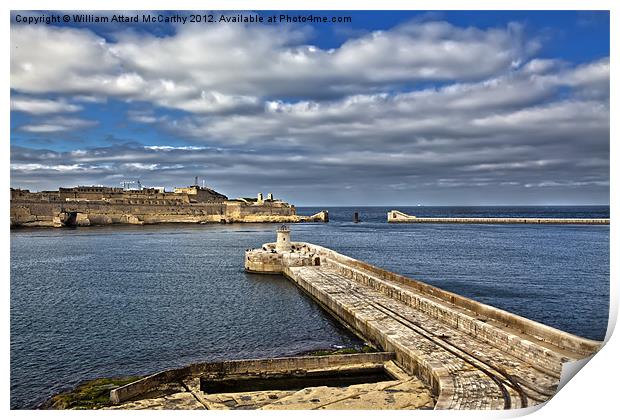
[11,184,229,205]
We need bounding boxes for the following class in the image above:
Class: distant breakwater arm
[387,210,609,225]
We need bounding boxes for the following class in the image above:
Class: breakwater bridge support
[245,227,601,410]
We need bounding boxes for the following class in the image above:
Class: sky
[9,10,610,206]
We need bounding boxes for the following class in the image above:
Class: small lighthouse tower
[276,225,292,253]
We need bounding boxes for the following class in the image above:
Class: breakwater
[245,228,601,409]
[388,210,610,224]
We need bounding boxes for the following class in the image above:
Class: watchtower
[276,225,292,252]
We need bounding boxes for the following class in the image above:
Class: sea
[10,206,610,409]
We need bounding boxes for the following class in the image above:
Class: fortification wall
[10,200,324,227]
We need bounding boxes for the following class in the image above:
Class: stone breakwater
[245,230,602,410]
[10,201,328,228]
[388,210,610,224]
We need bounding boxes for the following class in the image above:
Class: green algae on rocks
[42,376,143,409]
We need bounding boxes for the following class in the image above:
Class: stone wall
[110,352,394,404]
[10,200,327,227]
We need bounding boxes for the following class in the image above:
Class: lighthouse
[275,225,292,252]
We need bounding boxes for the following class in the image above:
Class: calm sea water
[10,206,609,409]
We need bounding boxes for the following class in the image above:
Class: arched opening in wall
[314,257,321,266]
[63,211,78,227]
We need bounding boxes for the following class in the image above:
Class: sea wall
[10,201,328,227]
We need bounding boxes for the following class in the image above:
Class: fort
[10,184,328,228]
[102,227,601,410]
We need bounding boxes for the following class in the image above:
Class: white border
[2,1,616,419]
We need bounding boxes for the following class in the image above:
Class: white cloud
[72,95,107,103]
[10,96,82,114]
[10,163,97,172]
[11,26,120,94]
[122,163,158,171]
[127,110,161,124]
[10,20,539,114]
[520,58,561,75]
[19,116,98,133]
[164,66,608,149]
[559,58,610,98]
[144,145,208,151]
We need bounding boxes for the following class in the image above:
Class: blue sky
[10,10,609,205]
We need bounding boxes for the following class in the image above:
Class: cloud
[159,60,609,153]
[10,162,108,173]
[122,162,159,171]
[18,116,98,133]
[10,96,82,114]
[11,26,130,95]
[9,17,610,204]
[11,20,538,113]
[144,145,209,151]
[127,110,161,124]
[558,57,610,99]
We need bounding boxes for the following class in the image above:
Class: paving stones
[105,392,206,410]
[286,263,571,409]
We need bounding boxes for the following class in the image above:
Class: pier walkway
[245,228,601,410]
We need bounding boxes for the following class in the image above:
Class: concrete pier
[388,210,610,224]
[245,230,601,410]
